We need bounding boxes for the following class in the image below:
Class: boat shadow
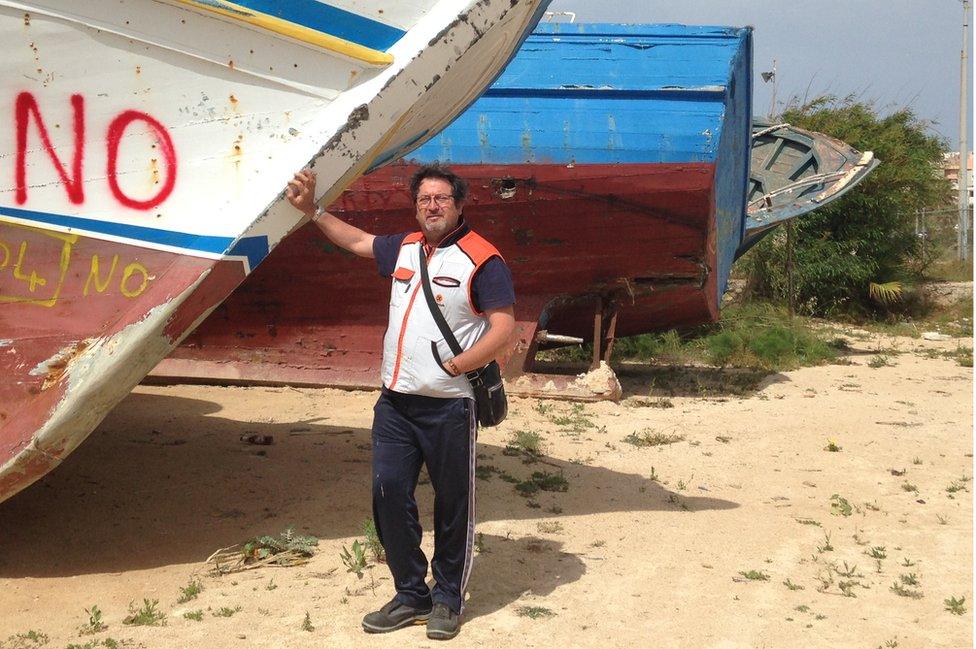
[0,390,737,579]
[615,363,782,398]
[533,360,787,398]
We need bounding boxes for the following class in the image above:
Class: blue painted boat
[157,23,756,398]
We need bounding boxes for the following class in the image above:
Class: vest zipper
[388,248,435,390]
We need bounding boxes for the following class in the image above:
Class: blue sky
[548,0,974,148]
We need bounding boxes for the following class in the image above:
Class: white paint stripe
[458,398,477,614]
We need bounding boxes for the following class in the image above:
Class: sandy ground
[0,332,971,649]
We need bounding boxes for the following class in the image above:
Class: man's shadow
[463,534,585,621]
[0,390,737,579]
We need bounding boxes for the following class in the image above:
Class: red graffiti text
[14,92,177,210]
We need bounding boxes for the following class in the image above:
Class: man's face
[414,177,462,243]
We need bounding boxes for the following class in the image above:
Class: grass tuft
[739,570,770,581]
[78,605,107,635]
[890,582,923,599]
[212,606,242,618]
[122,599,166,627]
[503,430,545,461]
[176,579,202,604]
[515,606,555,619]
[623,429,685,447]
[515,471,569,497]
[944,596,966,615]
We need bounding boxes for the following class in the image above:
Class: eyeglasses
[416,194,454,207]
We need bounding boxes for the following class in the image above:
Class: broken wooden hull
[154,24,754,396]
[0,0,552,503]
[738,120,878,256]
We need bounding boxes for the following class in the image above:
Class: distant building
[942,151,974,206]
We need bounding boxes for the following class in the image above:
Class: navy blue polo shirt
[372,226,515,313]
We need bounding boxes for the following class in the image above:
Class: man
[286,164,515,640]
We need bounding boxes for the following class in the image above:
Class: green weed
[868,355,893,368]
[944,596,966,615]
[78,605,107,635]
[239,527,318,568]
[515,471,569,497]
[838,579,860,597]
[362,519,385,563]
[867,546,887,560]
[503,430,544,460]
[816,531,834,553]
[835,562,860,578]
[739,570,770,581]
[122,599,166,627]
[301,611,314,632]
[2,630,49,648]
[946,480,969,497]
[551,404,594,432]
[340,541,367,578]
[182,610,203,622]
[537,521,563,534]
[176,579,202,604]
[899,573,919,586]
[515,606,555,619]
[623,429,685,447]
[890,582,923,599]
[829,494,853,517]
[213,606,241,618]
[783,579,804,591]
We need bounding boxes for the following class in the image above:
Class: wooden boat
[153,24,876,405]
[0,0,552,503]
[154,23,755,398]
[739,120,878,255]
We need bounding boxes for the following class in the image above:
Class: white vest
[381,227,500,398]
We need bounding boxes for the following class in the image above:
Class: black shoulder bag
[418,247,507,427]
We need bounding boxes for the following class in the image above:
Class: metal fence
[915,206,974,261]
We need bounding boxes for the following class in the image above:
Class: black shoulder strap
[418,245,464,357]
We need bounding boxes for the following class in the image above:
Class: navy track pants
[371,388,477,614]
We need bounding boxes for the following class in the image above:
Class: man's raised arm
[286,169,375,258]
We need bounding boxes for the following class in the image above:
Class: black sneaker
[426,602,460,640]
[362,599,432,633]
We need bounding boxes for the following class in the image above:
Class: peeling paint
[1,0,551,504]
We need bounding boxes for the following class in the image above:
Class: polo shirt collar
[423,218,469,252]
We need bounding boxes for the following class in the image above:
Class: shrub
[742,95,953,317]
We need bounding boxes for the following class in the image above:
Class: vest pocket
[429,340,454,377]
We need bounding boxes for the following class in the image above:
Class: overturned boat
[0,0,551,503]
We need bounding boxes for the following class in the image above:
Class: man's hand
[448,306,516,374]
[286,167,376,258]
[286,168,317,217]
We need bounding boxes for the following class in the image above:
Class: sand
[0,331,971,649]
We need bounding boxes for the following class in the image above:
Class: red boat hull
[156,161,718,390]
[0,220,248,499]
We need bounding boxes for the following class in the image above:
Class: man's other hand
[286,168,317,217]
